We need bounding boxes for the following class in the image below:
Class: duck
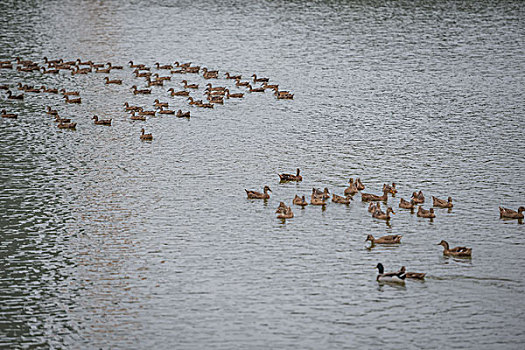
[247,84,265,93]
[355,178,365,191]
[205,83,226,92]
[57,122,77,129]
[196,102,214,108]
[277,206,294,219]
[45,106,58,115]
[344,178,358,196]
[174,61,192,69]
[95,66,111,74]
[41,67,59,74]
[375,263,406,283]
[225,72,241,80]
[1,109,17,119]
[372,207,395,220]
[146,78,163,87]
[187,97,203,105]
[131,85,152,95]
[153,73,171,81]
[437,240,472,257]
[310,196,326,206]
[137,108,156,116]
[235,78,250,87]
[361,189,388,202]
[417,206,435,218]
[383,182,398,195]
[399,198,416,210]
[92,115,112,126]
[63,95,81,104]
[153,99,169,108]
[332,194,351,204]
[411,190,425,204]
[252,74,269,83]
[128,61,146,68]
[182,80,199,89]
[205,89,226,96]
[133,69,152,78]
[275,202,288,214]
[313,188,330,200]
[225,89,244,99]
[41,86,58,93]
[6,90,24,100]
[262,82,279,90]
[140,128,153,141]
[368,202,380,213]
[202,67,219,75]
[155,62,173,70]
[104,77,122,85]
[130,112,146,121]
[292,195,308,206]
[106,62,123,70]
[168,88,190,97]
[206,94,224,104]
[366,234,402,245]
[182,65,199,73]
[157,107,175,115]
[124,102,141,112]
[499,206,525,219]
[59,88,79,96]
[432,196,453,208]
[278,168,302,182]
[71,66,91,75]
[203,71,218,79]
[275,91,294,99]
[245,186,271,199]
[176,110,190,118]
[0,63,13,69]
[398,266,426,280]
[54,115,71,123]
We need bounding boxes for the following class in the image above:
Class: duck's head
[92,115,98,120]
[437,240,448,248]
[296,168,301,176]
[387,207,395,214]
[348,178,354,184]
[264,186,272,192]
[399,266,406,274]
[365,234,374,242]
[376,263,384,274]
[518,206,525,213]
[448,197,453,202]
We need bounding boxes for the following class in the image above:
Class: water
[1,0,524,348]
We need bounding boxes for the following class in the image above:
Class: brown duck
[417,206,435,218]
[245,186,271,199]
[437,240,472,257]
[432,196,453,208]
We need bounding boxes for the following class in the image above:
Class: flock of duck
[1,56,293,140]
[246,169,524,284]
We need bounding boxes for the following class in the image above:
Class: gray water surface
[1,0,524,349]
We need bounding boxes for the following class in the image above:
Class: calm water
[1,0,524,348]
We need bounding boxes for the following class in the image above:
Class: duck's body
[344,178,358,196]
[247,84,265,93]
[245,186,271,199]
[124,102,141,112]
[182,80,198,89]
[63,95,81,103]
[366,234,402,244]
[55,116,71,123]
[235,78,250,87]
[176,110,190,118]
[154,99,169,108]
[6,91,24,100]
[41,86,58,93]
[278,168,302,182]
[368,202,380,213]
[293,195,308,206]
[412,191,425,204]
[155,62,173,70]
[376,263,406,284]
[399,198,415,210]
[313,188,330,200]
[60,89,79,96]
[438,240,472,257]
[168,88,190,97]
[355,178,365,191]
[140,128,153,141]
[499,206,525,219]
[383,183,397,195]
[46,106,58,115]
[57,122,76,129]
[432,196,453,208]
[157,107,175,115]
[310,196,326,206]
[131,85,151,94]
[399,266,426,280]
[372,207,395,220]
[225,72,241,80]
[92,115,112,125]
[277,206,294,219]
[332,194,351,204]
[417,206,435,218]
[225,89,244,98]
[361,189,388,202]
[1,109,17,119]
[252,74,269,83]
[104,77,122,85]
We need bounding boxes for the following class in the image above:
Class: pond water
[1,0,524,348]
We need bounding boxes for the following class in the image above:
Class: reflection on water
[1,0,525,348]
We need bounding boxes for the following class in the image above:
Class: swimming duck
[225,72,241,80]
[361,189,388,202]
[277,206,294,219]
[432,196,453,208]
[137,108,156,116]
[104,77,122,85]
[412,190,425,204]
[168,88,190,97]
[355,178,365,191]
[57,122,76,129]
[154,99,169,108]
[131,85,152,95]
[6,90,24,100]
[41,67,59,74]
[95,66,111,74]
[366,234,402,244]
[130,112,146,121]
[196,102,214,108]
[376,263,406,283]
[106,62,123,70]
[92,115,112,126]
[332,194,351,204]
[206,94,224,104]
[235,78,250,87]
[262,82,279,90]
[313,188,330,200]
[41,86,58,93]
[128,61,146,68]
[225,89,244,99]
[184,66,200,73]
[146,78,163,87]
[247,84,265,93]
[252,74,269,83]
[437,240,472,257]
[368,202,380,213]
[383,183,398,195]
[499,206,525,219]
[276,91,294,99]
[417,206,435,218]
[46,106,58,115]
[133,69,152,78]
[71,67,91,75]
[372,207,395,220]
[398,266,426,280]
[124,102,142,112]
[140,128,153,141]
[59,89,79,96]
[63,95,81,104]
[399,198,416,210]
[155,62,173,70]
[245,186,271,199]
[344,178,358,196]
[293,195,308,206]
[1,110,17,119]
[182,80,199,89]
[157,107,175,115]
[275,202,288,214]
[205,83,226,92]
[176,110,190,118]
[310,196,326,206]
[202,67,219,75]
[278,168,302,182]
[174,61,192,69]
[187,97,203,105]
